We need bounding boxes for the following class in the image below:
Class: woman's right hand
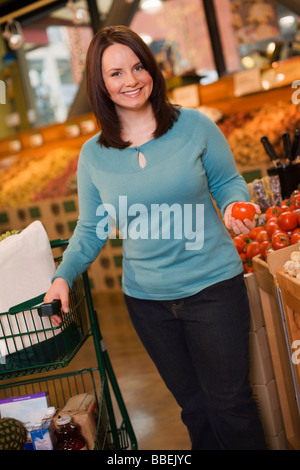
[43,277,70,327]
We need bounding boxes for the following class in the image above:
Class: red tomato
[239,253,247,262]
[243,262,254,273]
[249,226,265,240]
[291,228,300,244]
[281,198,297,212]
[232,202,256,221]
[245,241,261,259]
[271,231,290,250]
[265,218,280,238]
[233,236,247,253]
[240,234,252,243]
[259,240,271,259]
[292,194,300,208]
[256,229,269,243]
[277,211,298,232]
[265,206,284,220]
[265,245,274,259]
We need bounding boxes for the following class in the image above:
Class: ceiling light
[140,34,153,45]
[67,0,89,25]
[2,20,24,50]
[266,41,276,55]
[279,15,295,28]
[140,0,163,14]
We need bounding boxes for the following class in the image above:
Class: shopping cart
[0,239,138,450]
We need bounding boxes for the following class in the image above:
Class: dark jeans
[124,273,266,450]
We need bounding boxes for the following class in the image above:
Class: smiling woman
[85,25,179,149]
[44,25,266,451]
[101,43,154,120]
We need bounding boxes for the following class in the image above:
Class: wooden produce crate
[276,269,300,416]
[252,243,300,450]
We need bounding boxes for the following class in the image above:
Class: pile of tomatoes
[231,190,300,273]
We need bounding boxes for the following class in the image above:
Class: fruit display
[0,147,79,209]
[33,155,78,202]
[231,190,300,273]
[218,101,300,167]
[283,248,300,280]
[0,230,21,242]
[0,100,299,210]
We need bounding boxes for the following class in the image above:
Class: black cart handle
[37,299,62,317]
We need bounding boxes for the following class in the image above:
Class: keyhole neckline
[137,148,147,169]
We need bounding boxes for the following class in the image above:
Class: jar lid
[56,416,72,425]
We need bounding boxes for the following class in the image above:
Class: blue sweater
[54,108,249,299]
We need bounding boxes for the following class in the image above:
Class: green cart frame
[0,239,137,450]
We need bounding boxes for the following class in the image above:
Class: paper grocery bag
[0,220,58,357]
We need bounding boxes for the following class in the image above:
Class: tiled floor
[88,292,191,451]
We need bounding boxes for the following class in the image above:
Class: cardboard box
[265,430,288,451]
[252,380,284,436]
[249,326,274,385]
[252,243,300,449]
[244,273,265,332]
[55,393,98,450]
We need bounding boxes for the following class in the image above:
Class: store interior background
[1,0,300,451]
[0,0,300,139]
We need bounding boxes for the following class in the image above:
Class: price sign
[233,68,263,97]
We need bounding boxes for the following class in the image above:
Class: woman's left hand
[224,202,261,235]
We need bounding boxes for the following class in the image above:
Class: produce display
[0,147,79,208]
[231,190,300,273]
[218,101,300,167]
[0,230,20,242]
[0,101,300,209]
[283,248,300,280]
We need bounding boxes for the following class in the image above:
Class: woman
[45,25,266,450]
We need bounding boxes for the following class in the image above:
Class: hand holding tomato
[224,201,261,235]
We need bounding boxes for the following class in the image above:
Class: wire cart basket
[0,239,138,451]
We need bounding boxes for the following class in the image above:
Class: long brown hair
[85,25,180,149]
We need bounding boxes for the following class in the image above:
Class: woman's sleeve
[200,114,250,216]
[52,148,108,287]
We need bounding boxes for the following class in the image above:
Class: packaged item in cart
[0,392,50,432]
[30,419,57,450]
[55,416,88,450]
[55,393,98,449]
